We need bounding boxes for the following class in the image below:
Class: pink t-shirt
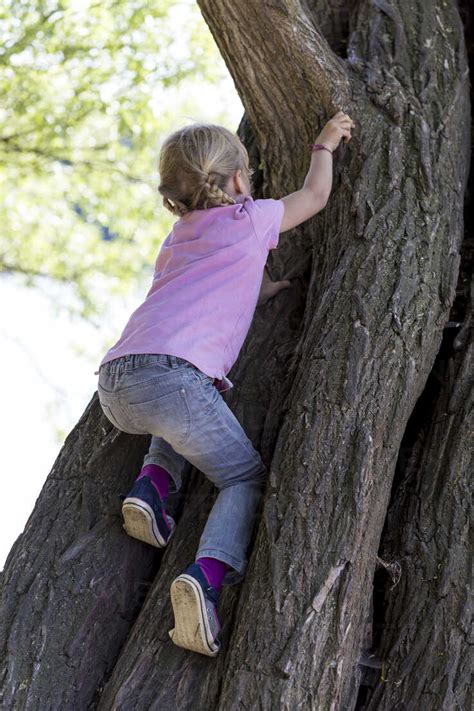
[96,194,285,389]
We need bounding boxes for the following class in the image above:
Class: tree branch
[197,0,351,190]
[0,142,149,184]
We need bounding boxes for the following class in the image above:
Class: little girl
[96,112,354,657]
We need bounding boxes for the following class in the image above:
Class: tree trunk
[1,1,471,710]
[358,268,472,710]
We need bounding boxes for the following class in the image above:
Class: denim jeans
[97,353,267,586]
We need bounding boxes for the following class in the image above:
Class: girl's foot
[195,556,229,592]
[136,463,171,501]
[168,562,222,657]
[120,475,176,548]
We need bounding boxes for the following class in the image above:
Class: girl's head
[157,123,254,216]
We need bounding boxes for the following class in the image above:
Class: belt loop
[168,355,178,368]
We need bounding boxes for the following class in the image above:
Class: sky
[0,17,243,570]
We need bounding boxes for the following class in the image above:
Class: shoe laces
[204,584,220,606]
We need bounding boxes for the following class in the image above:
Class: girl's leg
[141,435,191,496]
[167,374,267,655]
[170,373,268,587]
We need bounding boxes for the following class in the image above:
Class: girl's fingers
[334,112,355,125]
[332,121,353,133]
[341,127,352,143]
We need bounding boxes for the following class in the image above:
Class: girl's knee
[217,462,267,490]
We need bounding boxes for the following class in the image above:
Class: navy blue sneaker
[119,475,176,548]
[168,562,222,657]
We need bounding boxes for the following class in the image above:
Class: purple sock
[136,463,171,502]
[196,556,231,592]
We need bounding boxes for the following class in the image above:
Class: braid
[161,173,236,216]
[190,171,236,211]
[204,174,236,207]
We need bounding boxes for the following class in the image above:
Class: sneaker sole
[168,574,221,657]
[122,497,172,548]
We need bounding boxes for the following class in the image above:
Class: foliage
[0,0,239,320]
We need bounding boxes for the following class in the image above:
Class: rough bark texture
[1,1,472,710]
[0,403,162,708]
[360,280,472,710]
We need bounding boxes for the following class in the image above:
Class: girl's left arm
[257,265,292,306]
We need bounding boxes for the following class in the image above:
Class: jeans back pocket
[125,384,191,446]
[98,385,143,435]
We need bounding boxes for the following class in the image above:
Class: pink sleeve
[247,198,285,253]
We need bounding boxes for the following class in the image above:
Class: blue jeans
[97,353,267,586]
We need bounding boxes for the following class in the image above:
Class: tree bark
[1,1,471,709]
[359,274,472,711]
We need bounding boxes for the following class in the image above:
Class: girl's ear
[233,169,247,195]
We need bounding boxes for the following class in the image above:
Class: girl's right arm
[279,111,355,234]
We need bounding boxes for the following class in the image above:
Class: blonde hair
[157,123,254,216]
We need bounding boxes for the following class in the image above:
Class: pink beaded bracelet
[311,143,333,154]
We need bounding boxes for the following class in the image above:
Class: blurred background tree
[0,0,240,321]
